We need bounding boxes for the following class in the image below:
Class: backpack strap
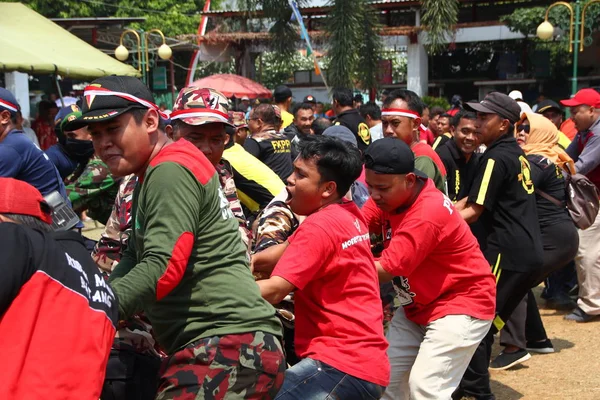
[535,188,564,207]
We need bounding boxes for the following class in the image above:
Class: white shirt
[370,122,383,142]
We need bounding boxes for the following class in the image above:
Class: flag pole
[288,0,329,91]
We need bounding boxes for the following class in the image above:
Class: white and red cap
[0,88,20,115]
[66,76,167,130]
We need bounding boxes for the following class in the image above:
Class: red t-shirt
[420,126,435,146]
[362,180,496,325]
[273,201,390,387]
[412,142,447,176]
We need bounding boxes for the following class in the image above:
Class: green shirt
[415,155,447,194]
[109,140,281,354]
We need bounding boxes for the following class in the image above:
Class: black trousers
[501,220,579,349]
[455,267,539,400]
[101,349,161,400]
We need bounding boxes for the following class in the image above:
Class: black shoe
[526,339,554,354]
[489,349,531,371]
[545,294,577,311]
[564,306,597,322]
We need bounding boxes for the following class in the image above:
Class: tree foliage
[325,0,382,89]
[15,0,220,38]
[421,0,459,54]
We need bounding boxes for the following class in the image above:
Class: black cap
[536,99,563,115]
[273,85,293,103]
[364,138,427,178]
[465,92,521,124]
[67,76,155,130]
[303,95,316,104]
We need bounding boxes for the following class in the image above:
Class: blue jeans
[275,358,385,400]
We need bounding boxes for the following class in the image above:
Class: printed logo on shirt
[354,218,361,232]
[218,187,235,220]
[358,122,371,145]
[392,276,416,306]
[270,140,291,153]
[341,233,370,250]
[518,155,535,194]
[65,251,115,309]
[384,220,392,241]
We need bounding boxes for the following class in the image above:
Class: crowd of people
[1,76,599,400]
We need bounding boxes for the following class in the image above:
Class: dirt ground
[491,287,600,400]
[83,223,600,399]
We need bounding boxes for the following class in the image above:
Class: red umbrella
[191,74,272,99]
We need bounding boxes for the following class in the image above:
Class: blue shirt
[45,144,79,179]
[0,130,67,196]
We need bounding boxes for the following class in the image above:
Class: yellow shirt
[281,110,294,129]
[558,131,571,150]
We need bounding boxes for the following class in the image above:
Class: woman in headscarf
[491,112,579,370]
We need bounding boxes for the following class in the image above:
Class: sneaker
[526,339,554,354]
[564,306,597,322]
[489,349,531,371]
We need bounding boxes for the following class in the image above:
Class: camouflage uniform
[252,199,300,365]
[217,159,251,250]
[66,156,120,224]
[156,332,285,400]
[92,174,137,273]
[91,173,164,358]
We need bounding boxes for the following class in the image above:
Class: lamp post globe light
[114,28,172,84]
[115,45,130,62]
[536,21,555,41]
[158,44,172,60]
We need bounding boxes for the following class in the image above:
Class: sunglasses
[517,124,530,133]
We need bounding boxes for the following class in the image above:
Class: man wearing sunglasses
[454,92,543,400]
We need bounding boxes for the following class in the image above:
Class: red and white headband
[83,86,169,119]
[0,98,18,113]
[381,108,421,119]
[170,109,230,124]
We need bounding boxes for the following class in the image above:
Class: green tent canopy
[0,3,140,79]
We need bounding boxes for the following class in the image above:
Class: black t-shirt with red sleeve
[272,201,389,387]
[0,222,118,400]
[467,134,543,272]
[362,180,496,326]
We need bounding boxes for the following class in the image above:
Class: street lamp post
[114,29,172,84]
[537,0,600,97]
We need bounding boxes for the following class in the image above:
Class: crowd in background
[1,77,599,400]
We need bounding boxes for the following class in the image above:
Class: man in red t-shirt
[381,89,447,193]
[257,136,390,399]
[362,138,496,400]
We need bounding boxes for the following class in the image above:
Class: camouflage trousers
[156,332,286,400]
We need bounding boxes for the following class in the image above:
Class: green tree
[15,0,222,38]
[421,0,459,54]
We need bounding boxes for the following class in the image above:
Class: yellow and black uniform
[436,139,480,203]
[223,143,285,215]
[458,133,543,399]
[334,109,371,151]
[432,132,452,151]
[244,130,293,182]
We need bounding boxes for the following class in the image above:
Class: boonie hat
[67,76,164,130]
[560,88,600,108]
[171,86,233,127]
[536,99,563,115]
[465,92,521,124]
[364,138,427,178]
[228,111,248,129]
[0,178,52,224]
[0,87,19,116]
[323,125,357,146]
